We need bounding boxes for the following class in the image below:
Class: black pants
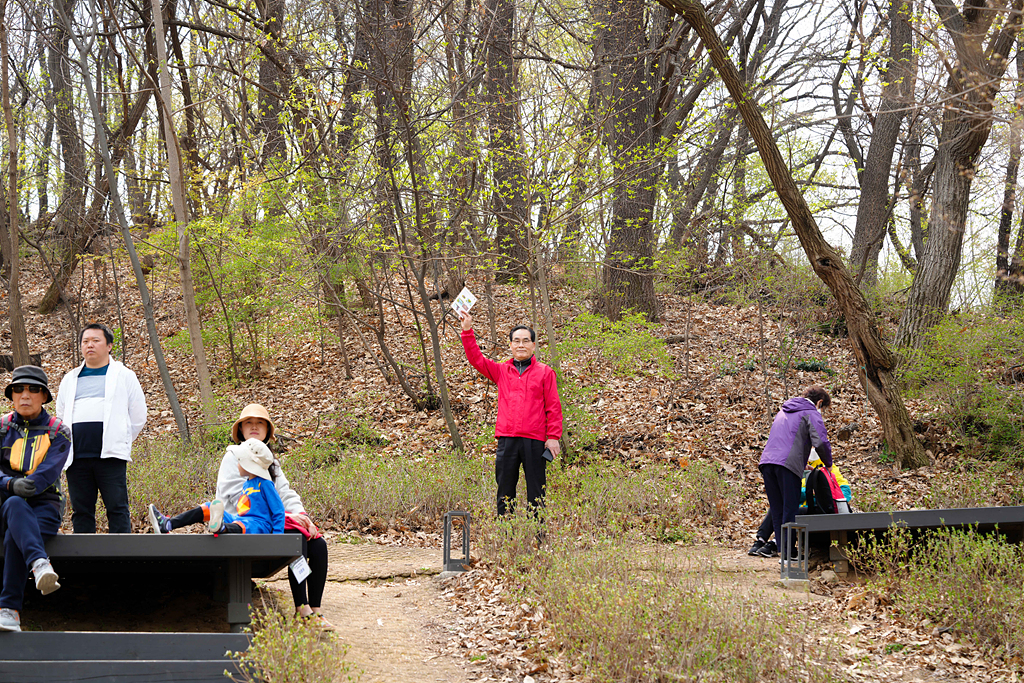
[495,436,547,516]
[66,458,131,533]
[170,506,242,534]
[760,463,801,557]
[286,531,328,609]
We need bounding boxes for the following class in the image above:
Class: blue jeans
[66,458,131,533]
[1,496,61,611]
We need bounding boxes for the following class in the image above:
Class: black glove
[11,478,36,498]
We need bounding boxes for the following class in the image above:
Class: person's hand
[459,311,474,331]
[544,439,561,458]
[12,478,36,498]
[296,513,316,534]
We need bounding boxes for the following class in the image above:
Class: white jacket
[55,360,148,466]
[215,445,304,514]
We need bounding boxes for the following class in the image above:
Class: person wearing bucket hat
[146,438,284,535]
[212,404,333,629]
[54,323,148,534]
[0,366,72,632]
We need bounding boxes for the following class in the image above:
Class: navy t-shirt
[72,364,108,458]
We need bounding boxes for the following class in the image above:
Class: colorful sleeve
[266,481,285,533]
[461,330,501,383]
[24,426,71,493]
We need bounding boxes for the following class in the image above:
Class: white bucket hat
[234,438,274,480]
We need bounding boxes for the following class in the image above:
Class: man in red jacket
[460,313,563,516]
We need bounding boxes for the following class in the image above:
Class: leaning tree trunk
[995,42,1024,304]
[658,0,928,468]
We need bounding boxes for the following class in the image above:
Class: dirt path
[262,541,477,683]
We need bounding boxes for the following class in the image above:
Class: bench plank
[0,631,249,660]
[0,660,237,682]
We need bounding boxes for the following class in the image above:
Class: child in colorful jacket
[147,439,284,535]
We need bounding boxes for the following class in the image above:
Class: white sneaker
[0,608,21,632]
[31,558,60,595]
[208,500,225,533]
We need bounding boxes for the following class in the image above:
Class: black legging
[169,506,243,533]
[286,530,328,609]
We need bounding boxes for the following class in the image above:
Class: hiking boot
[31,558,60,595]
[148,504,171,534]
[208,500,225,534]
[755,540,779,558]
[0,608,20,632]
[747,539,767,556]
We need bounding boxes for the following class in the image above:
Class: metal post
[443,511,471,572]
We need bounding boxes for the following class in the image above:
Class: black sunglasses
[10,384,44,395]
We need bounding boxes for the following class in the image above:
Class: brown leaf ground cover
[2,254,1021,681]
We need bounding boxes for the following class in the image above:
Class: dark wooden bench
[781,506,1024,580]
[0,631,249,682]
[1,533,302,632]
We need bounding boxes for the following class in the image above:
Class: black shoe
[755,540,779,558]
[148,504,171,534]
[747,539,767,556]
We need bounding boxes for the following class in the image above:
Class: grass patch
[855,526,1024,658]
[127,437,222,525]
[522,538,845,682]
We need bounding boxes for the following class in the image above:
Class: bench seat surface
[793,505,1024,533]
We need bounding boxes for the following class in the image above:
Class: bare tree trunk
[996,41,1024,304]
[659,0,928,468]
[849,0,915,289]
[599,0,658,321]
[39,0,87,314]
[895,0,1023,348]
[56,0,189,441]
[0,0,28,365]
[486,0,530,282]
[151,0,215,426]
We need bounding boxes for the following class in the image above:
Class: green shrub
[559,311,673,377]
[855,526,1024,658]
[922,461,1005,509]
[128,438,221,527]
[900,311,1024,461]
[228,607,354,683]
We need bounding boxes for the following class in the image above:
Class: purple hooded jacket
[759,397,832,477]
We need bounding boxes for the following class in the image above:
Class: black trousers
[66,458,131,533]
[495,436,547,516]
[286,531,328,609]
[169,506,242,534]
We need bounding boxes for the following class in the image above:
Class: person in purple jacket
[758,386,833,560]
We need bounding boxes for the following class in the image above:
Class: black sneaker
[755,540,779,558]
[148,504,171,534]
[747,539,767,556]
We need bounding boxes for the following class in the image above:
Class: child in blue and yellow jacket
[147,439,284,535]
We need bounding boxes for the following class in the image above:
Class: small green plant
[793,358,836,376]
[127,437,221,526]
[854,481,894,512]
[922,461,1005,509]
[228,606,354,683]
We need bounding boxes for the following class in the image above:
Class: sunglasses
[10,384,44,395]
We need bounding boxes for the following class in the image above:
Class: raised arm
[460,313,502,383]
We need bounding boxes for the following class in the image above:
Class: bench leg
[829,530,850,576]
[227,558,253,633]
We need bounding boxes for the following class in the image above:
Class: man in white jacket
[55,323,147,533]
